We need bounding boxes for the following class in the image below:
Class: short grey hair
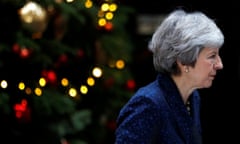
[148,9,224,75]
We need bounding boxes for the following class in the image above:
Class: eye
[209,54,217,58]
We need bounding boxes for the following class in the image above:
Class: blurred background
[0,0,238,143]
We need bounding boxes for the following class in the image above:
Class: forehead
[200,47,219,54]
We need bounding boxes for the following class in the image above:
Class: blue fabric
[115,73,202,144]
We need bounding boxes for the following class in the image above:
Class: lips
[209,75,215,80]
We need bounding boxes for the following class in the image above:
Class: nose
[214,56,223,70]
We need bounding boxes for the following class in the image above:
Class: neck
[171,74,194,104]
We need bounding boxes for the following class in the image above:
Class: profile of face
[187,47,223,88]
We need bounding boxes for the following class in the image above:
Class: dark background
[122,0,239,143]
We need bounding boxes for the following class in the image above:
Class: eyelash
[209,54,216,58]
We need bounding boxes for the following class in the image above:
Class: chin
[204,82,213,88]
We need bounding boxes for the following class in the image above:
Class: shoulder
[118,78,168,117]
[115,79,170,143]
[133,75,168,103]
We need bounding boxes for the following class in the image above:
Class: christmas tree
[0,0,136,143]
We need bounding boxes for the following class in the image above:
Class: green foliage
[0,0,135,143]
[0,92,11,114]
[48,109,91,137]
[32,89,77,117]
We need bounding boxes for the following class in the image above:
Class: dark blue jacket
[115,73,202,144]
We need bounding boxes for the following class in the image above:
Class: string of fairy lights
[0,0,128,98]
[1,59,125,97]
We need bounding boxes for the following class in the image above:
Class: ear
[176,60,189,73]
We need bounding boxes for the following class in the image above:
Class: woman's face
[189,47,223,88]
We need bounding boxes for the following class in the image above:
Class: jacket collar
[156,73,201,142]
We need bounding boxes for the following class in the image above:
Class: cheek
[197,61,213,70]
[192,62,212,77]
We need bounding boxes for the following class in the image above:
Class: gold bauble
[19,1,48,33]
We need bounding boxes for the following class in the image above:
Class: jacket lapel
[157,74,194,143]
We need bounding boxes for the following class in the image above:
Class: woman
[115,9,224,144]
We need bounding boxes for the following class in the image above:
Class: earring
[185,68,189,73]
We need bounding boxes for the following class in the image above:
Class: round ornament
[19,1,48,33]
